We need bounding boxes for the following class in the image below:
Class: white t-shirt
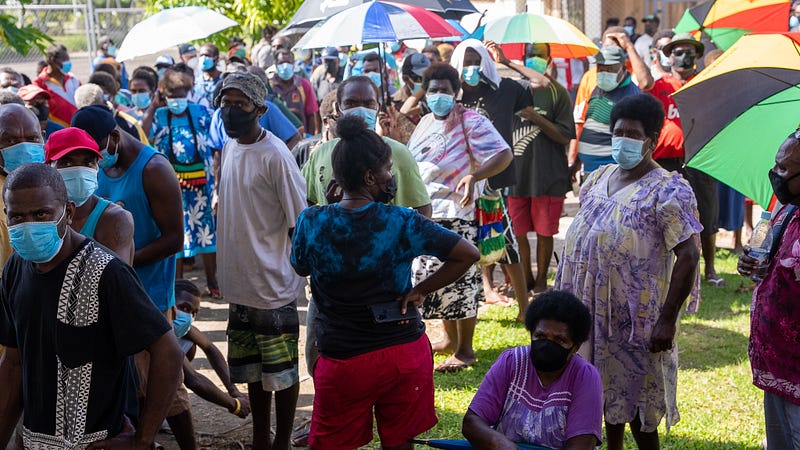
[634,34,654,67]
[217,130,308,310]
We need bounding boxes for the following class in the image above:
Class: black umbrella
[280,0,478,35]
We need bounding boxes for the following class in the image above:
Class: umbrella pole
[379,45,388,113]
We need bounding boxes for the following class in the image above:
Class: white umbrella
[116,6,238,62]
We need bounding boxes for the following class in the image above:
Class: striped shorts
[227,301,300,392]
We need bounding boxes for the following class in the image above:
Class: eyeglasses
[671,49,696,57]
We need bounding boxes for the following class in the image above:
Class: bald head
[0,104,43,147]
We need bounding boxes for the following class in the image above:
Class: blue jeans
[765,391,800,450]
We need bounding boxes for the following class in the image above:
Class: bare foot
[434,355,477,373]
[484,289,513,306]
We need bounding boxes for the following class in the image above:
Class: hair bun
[336,113,368,140]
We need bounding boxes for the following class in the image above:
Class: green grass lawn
[416,249,764,449]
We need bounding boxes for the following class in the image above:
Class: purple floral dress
[554,164,702,432]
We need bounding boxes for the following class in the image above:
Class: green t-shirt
[302,136,431,209]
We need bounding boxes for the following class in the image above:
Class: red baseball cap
[45,127,103,163]
[18,84,50,101]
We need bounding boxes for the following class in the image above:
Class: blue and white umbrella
[293,0,461,49]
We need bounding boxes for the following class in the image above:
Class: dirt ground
[155,198,584,449]
[155,194,752,449]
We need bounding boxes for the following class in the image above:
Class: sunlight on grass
[415,250,765,450]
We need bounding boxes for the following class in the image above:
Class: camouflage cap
[216,71,266,106]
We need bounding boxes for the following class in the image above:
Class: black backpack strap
[770,204,799,258]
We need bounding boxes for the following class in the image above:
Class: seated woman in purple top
[463,290,603,450]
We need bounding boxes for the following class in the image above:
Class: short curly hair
[159,69,193,97]
[422,63,460,93]
[525,290,591,345]
[609,94,665,142]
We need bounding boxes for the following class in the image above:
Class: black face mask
[221,106,258,138]
[769,169,800,205]
[672,53,696,70]
[376,175,397,204]
[28,104,49,122]
[530,339,572,372]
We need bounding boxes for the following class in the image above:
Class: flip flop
[706,276,727,287]
[434,357,476,373]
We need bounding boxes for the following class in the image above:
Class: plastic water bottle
[748,211,773,281]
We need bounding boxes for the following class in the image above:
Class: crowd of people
[0,9,797,450]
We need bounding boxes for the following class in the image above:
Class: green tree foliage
[144,0,303,47]
[0,0,53,56]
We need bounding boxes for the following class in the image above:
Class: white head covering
[449,39,501,89]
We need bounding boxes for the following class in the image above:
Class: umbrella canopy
[483,13,599,59]
[116,6,238,62]
[674,0,791,50]
[281,0,477,35]
[673,32,800,207]
[293,0,461,48]
[410,439,552,449]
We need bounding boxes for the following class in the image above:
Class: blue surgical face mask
[9,207,66,263]
[132,92,152,109]
[597,70,621,91]
[1,142,45,173]
[157,67,167,79]
[611,136,646,169]
[366,71,382,88]
[57,166,98,207]
[173,309,193,338]
[525,57,549,74]
[624,25,635,36]
[98,138,119,170]
[5,86,19,94]
[411,82,423,94]
[167,97,189,115]
[199,55,215,72]
[791,15,800,28]
[61,60,73,73]
[343,106,378,130]
[462,65,481,87]
[107,45,117,57]
[426,93,455,117]
[339,52,348,67]
[389,42,402,53]
[276,62,294,81]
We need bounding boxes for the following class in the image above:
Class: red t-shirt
[650,74,690,160]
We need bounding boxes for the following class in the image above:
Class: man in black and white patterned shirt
[0,163,182,449]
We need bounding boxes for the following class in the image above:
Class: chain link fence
[93,6,145,48]
[0,3,94,64]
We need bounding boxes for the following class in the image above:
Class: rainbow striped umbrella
[293,0,461,48]
[674,0,791,50]
[673,32,800,208]
[483,13,598,59]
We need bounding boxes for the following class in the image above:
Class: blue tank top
[96,145,176,311]
[79,197,110,238]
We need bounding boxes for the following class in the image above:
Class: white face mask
[597,70,621,92]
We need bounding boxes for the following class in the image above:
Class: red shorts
[308,334,437,449]
[507,195,564,237]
